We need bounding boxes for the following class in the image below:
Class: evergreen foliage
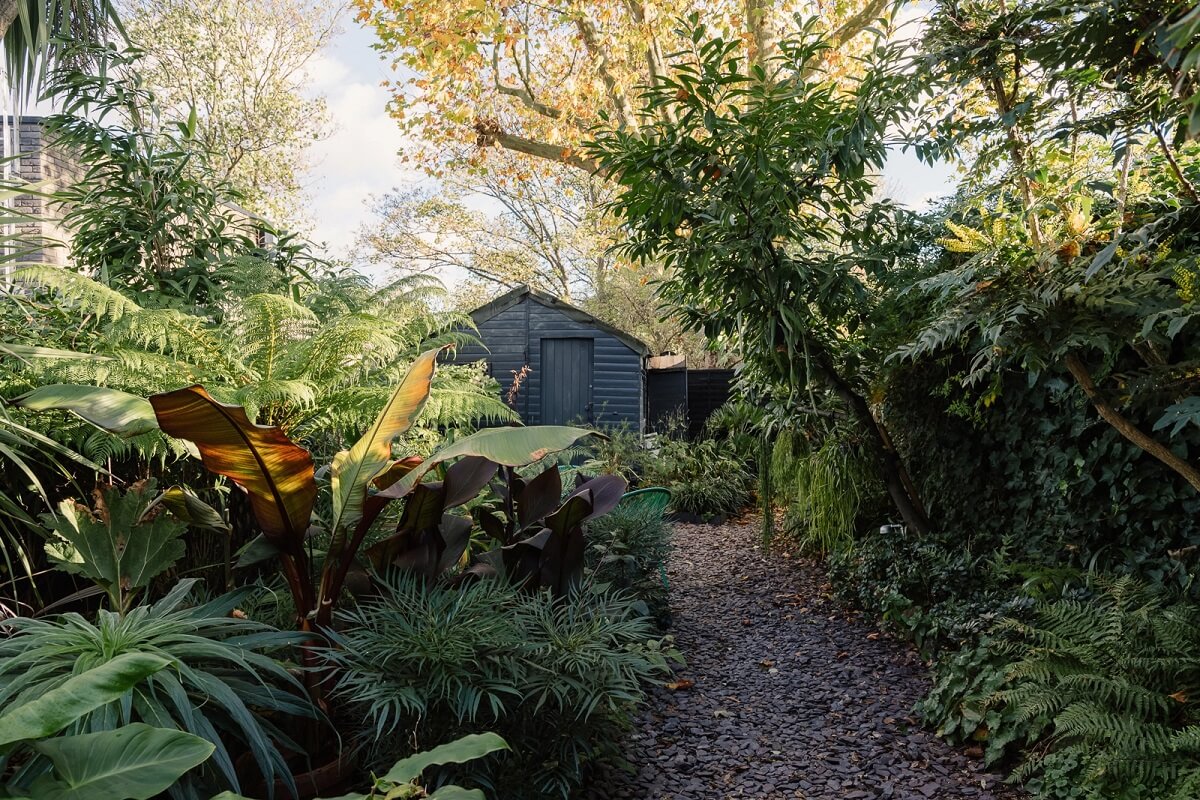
[997,577,1200,798]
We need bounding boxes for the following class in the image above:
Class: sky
[302,18,427,263]
[303,8,961,277]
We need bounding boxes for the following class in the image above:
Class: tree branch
[829,0,890,47]
[625,0,677,124]
[1154,123,1200,204]
[491,41,563,121]
[473,120,604,174]
[574,11,636,129]
[744,0,779,67]
[1064,351,1200,493]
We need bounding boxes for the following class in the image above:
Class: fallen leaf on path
[665,679,695,691]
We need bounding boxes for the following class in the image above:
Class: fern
[998,577,1200,798]
[6,265,508,462]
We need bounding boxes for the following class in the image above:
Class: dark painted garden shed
[452,285,650,430]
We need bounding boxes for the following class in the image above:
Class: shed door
[540,338,593,425]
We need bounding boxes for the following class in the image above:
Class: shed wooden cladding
[452,285,650,431]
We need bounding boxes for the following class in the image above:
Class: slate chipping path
[585,519,1021,800]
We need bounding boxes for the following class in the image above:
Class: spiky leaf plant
[326,575,673,800]
[997,576,1200,798]
[0,580,315,800]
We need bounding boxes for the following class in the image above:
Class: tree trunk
[1064,351,1200,493]
[744,0,779,67]
[0,1,19,37]
[813,353,933,534]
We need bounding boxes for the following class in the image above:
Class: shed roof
[470,285,651,356]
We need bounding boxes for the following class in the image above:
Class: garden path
[585,518,1020,800]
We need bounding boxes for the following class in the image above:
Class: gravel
[584,518,1023,800]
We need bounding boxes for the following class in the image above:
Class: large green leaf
[149,385,315,553]
[10,384,158,438]
[40,484,187,607]
[377,426,599,501]
[426,788,486,800]
[29,724,213,800]
[330,347,442,539]
[382,733,509,784]
[0,653,171,747]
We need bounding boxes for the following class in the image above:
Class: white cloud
[303,39,425,264]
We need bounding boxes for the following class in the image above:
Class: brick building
[1,116,83,266]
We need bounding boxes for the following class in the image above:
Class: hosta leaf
[30,723,214,800]
[0,653,171,746]
[149,386,315,554]
[11,384,158,438]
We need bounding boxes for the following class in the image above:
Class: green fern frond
[15,265,138,322]
[228,293,318,379]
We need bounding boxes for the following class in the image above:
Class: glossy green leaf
[382,732,508,784]
[30,724,214,800]
[378,426,598,501]
[0,653,171,746]
[10,384,158,438]
[426,788,486,800]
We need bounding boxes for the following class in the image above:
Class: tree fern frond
[227,293,318,380]
[15,265,138,322]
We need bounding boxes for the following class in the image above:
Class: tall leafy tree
[898,0,1200,492]
[591,17,932,531]
[122,0,338,226]
[353,0,891,175]
[0,0,120,97]
[44,45,264,308]
[356,151,618,301]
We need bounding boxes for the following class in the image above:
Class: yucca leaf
[148,386,315,554]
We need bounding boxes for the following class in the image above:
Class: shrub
[916,637,1043,768]
[770,427,882,554]
[643,438,752,518]
[0,580,314,799]
[327,575,675,800]
[586,500,673,626]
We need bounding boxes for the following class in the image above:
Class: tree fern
[6,265,513,462]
